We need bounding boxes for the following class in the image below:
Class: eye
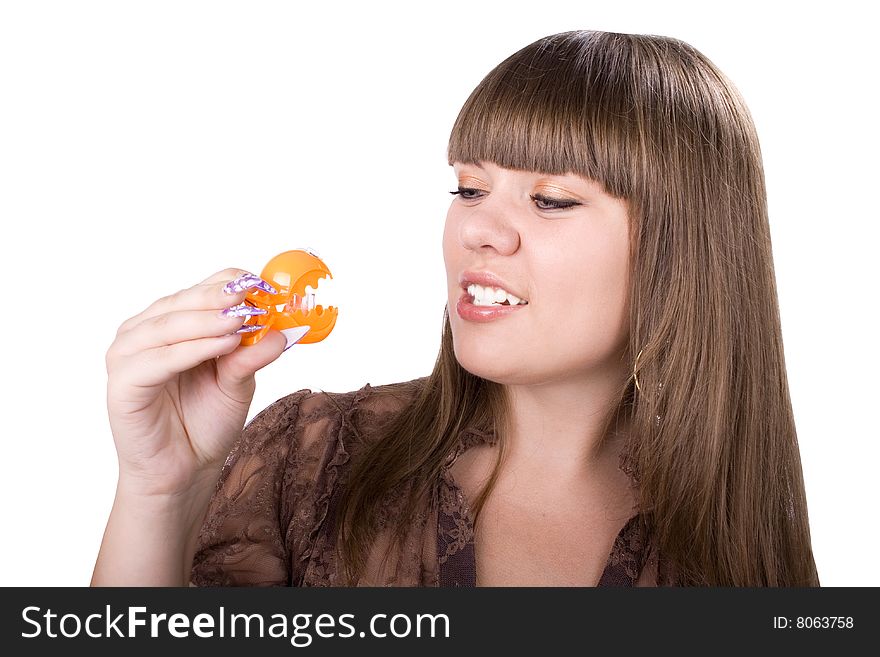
[449,186,485,200]
[449,187,582,211]
[529,193,581,211]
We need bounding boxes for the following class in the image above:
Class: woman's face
[443,160,632,386]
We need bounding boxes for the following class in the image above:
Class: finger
[111,306,267,357]
[115,270,275,337]
[197,267,254,286]
[112,333,244,392]
[215,327,310,401]
[218,272,277,296]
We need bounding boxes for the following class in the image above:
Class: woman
[92,30,820,587]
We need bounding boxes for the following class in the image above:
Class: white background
[1,0,876,587]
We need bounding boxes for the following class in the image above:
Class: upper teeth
[467,283,528,306]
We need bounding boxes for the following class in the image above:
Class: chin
[452,340,529,386]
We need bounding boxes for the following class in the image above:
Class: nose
[456,192,521,256]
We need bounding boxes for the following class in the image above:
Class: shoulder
[308,376,427,414]
[190,376,429,586]
[240,376,428,470]
[276,377,429,582]
[291,376,427,438]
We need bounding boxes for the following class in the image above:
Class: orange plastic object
[238,249,338,346]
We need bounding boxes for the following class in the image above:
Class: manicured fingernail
[219,303,269,319]
[281,326,310,352]
[234,324,265,334]
[222,273,277,296]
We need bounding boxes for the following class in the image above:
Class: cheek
[442,211,460,276]
[538,230,630,319]
[582,242,630,335]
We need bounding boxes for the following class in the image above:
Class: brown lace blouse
[189,378,663,587]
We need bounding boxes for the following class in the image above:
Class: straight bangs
[446,31,638,200]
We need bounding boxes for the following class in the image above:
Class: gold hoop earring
[633,348,643,393]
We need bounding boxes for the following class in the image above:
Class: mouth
[456,290,528,322]
[460,283,529,307]
[458,270,529,306]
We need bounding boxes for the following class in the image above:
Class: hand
[104,269,307,498]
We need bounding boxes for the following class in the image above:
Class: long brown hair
[332,30,819,586]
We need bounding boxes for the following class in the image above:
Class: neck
[500,366,631,483]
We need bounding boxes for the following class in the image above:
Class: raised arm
[91,270,308,586]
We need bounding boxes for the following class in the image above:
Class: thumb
[215,327,309,393]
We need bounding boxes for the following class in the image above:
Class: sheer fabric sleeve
[188,389,312,586]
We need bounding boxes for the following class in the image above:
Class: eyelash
[449,186,581,211]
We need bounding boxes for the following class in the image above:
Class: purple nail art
[222,273,278,296]
[234,324,265,334]
[220,303,269,319]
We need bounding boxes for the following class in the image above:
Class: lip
[458,270,528,301]
[456,291,527,323]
